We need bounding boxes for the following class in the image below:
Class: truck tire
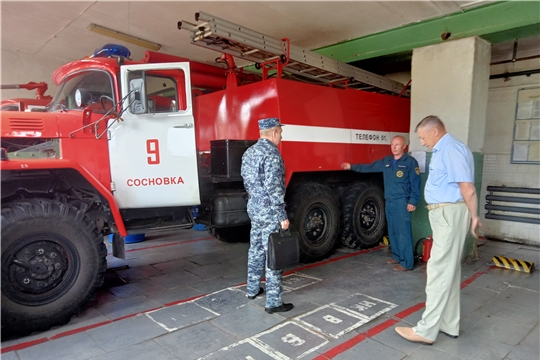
[339,182,386,249]
[1,199,107,338]
[209,225,251,243]
[288,183,340,262]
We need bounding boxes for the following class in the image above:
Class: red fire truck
[1,12,410,336]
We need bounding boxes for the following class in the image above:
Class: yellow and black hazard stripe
[492,256,535,273]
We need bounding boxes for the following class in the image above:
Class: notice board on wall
[512,87,540,164]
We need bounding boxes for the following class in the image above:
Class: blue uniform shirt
[425,133,475,204]
[350,153,421,206]
[241,138,287,223]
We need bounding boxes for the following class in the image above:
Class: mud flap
[112,233,126,259]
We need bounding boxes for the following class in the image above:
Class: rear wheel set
[339,182,386,249]
[288,183,340,262]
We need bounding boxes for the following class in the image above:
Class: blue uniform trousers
[386,198,414,269]
[247,221,283,308]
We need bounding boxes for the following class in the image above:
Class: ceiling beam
[315,1,540,62]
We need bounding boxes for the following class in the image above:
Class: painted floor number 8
[323,314,343,324]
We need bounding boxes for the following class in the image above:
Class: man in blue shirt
[395,115,482,345]
[342,135,421,271]
[241,117,293,314]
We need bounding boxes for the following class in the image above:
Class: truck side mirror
[1,147,8,161]
[129,78,147,114]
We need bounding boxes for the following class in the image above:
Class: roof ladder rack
[179,11,409,96]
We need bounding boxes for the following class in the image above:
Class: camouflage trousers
[247,221,283,308]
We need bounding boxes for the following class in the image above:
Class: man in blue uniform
[241,117,294,314]
[341,135,421,271]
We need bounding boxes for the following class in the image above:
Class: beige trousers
[413,203,470,341]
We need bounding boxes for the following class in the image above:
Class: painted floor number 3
[281,333,305,346]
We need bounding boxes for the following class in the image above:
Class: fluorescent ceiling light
[88,24,161,51]
[459,1,496,11]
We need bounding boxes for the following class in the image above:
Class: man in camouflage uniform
[241,117,294,314]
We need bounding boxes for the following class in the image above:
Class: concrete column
[409,37,491,260]
[409,36,491,151]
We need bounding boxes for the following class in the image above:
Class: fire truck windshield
[48,70,115,113]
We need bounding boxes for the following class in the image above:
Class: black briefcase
[267,228,300,270]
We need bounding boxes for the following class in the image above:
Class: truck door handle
[173,123,194,128]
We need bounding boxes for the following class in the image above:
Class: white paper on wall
[517,101,533,120]
[533,100,540,119]
[411,151,426,173]
[514,121,531,140]
[530,121,540,141]
[512,143,529,162]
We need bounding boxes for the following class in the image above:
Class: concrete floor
[1,228,539,360]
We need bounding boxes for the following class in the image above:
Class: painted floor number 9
[146,139,160,165]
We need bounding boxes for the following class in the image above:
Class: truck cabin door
[108,62,200,209]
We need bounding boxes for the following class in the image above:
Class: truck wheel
[339,182,386,249]
[209,225,251,243]
[288,183,340,262]
[1,199,107,338]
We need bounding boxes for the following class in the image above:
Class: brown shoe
[395,327,434,345]
[386,259,399,264]
[393,264,409,271]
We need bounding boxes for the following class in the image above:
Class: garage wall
[1,49,63,100]
[480,58,540,246]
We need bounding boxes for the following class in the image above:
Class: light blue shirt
[425,133,475,204]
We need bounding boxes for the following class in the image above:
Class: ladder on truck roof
[178,11,409,96]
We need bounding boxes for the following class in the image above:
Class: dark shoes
[247,287,264,300]
[440,330,459,339]
[265,303,294,314]
[249,289,294,314]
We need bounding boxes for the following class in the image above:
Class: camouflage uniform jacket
[241,138,287,224]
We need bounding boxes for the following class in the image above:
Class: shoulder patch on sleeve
[415,167,420,175]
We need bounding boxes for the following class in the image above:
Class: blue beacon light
[92,44,131,58]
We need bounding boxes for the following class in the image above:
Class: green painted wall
[412,152,484,262]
